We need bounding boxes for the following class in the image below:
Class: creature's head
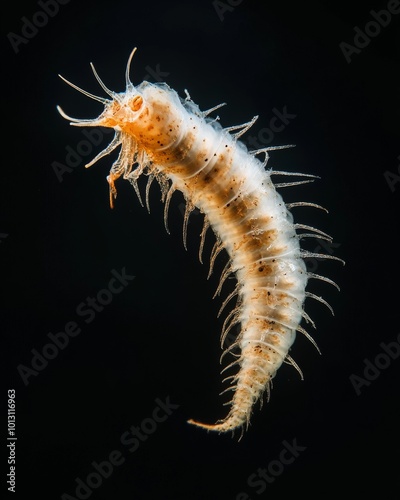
[57,48,154,208]
[57,48,185,208]
[57,47,145,131]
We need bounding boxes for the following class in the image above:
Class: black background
[2,0,400,499]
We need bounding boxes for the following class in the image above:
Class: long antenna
[57,74,109,104]
[125,47,138,91]
[90,62,119,100]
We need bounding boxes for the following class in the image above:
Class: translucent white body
[58,49,343,434]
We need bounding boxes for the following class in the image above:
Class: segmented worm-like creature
[57,48,344,434]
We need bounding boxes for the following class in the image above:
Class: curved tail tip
[187,418,242,434]
[187,418,220,431]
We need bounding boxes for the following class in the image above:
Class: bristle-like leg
[296,325,321,354]
[213,260,233,299]
[305,291,335,316]
[286,201,328,212]
[85,132,122,169]
[202,102,227,117]
[182,201,195,251]
[275,179,315,188]
[145,174,155,213]
[294,224,332,241]
[217,283,240,320]
[224,115,259,139]
[163,185,175,234]
[198,216,210,264]
[284,355,304,380]
[301,251,345,265]
[307,272,340,291]
[208,240,224,279]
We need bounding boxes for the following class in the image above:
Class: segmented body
[57,49,343,434]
